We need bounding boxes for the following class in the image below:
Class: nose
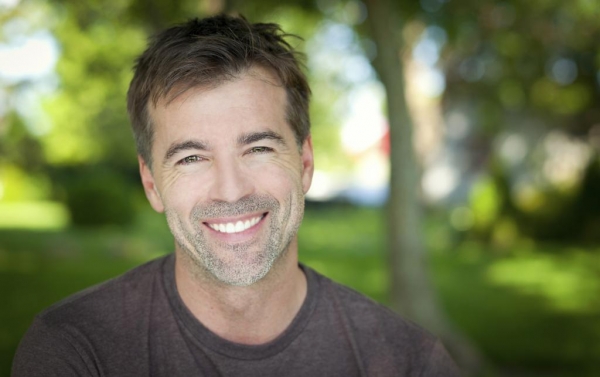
[207,156,254,203]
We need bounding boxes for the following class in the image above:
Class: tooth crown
[208,216,262,233]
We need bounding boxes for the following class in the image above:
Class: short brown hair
[127,14,311,167]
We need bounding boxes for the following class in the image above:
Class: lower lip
[203,213,267,241]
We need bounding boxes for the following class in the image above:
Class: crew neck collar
[162,254,320,360]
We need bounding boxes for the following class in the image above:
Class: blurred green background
[1,0,600,376]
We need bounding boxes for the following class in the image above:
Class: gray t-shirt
[12,254,461,376]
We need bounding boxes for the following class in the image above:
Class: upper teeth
[207,215,262,234]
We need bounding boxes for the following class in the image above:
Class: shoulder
[307,267,461,376]
[313,268,436,344]
[12,255,171,377]
[39,254,168,327]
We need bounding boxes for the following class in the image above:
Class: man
[12,14,460,376]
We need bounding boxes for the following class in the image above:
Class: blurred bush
[467,155,600,245]
[58,166,137,227]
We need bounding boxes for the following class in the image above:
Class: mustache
[191,194,279,220]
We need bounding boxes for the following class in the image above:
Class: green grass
[433,248,600,374]
[1,205,600,376]
[299,206,389,303]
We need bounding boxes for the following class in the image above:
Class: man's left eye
[248,146,273,154]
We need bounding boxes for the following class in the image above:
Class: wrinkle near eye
[160,169,181,193]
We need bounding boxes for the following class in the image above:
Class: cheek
[161,174,205,212]
[258,169,303,200]
[265,168,306,223]
[160,168,189,194]
[253,159,304,189]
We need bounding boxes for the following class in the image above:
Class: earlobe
[138,156,165,213]
[301,136,314,194]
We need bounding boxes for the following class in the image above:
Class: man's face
[139,68,314,286]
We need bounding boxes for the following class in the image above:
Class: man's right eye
[178,155,203,165]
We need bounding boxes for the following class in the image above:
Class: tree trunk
[363,0,483,374]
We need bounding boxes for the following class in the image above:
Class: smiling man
[12,15,460,376]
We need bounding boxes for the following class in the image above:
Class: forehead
[149,68,291,146]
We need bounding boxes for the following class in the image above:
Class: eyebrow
[237,131,286,146]
[164,140,210,163]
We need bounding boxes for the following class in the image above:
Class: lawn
[1,204,599,376]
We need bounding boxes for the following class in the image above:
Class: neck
[174,243,307,345]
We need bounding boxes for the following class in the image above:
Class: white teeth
[208,215,263,234]
[234,221,244,232]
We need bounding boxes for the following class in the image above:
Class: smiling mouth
[205,214,266,234]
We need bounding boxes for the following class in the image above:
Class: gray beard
[167,193,303,286]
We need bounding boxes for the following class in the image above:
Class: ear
[300,136,314,194]
[139,156,165,213]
